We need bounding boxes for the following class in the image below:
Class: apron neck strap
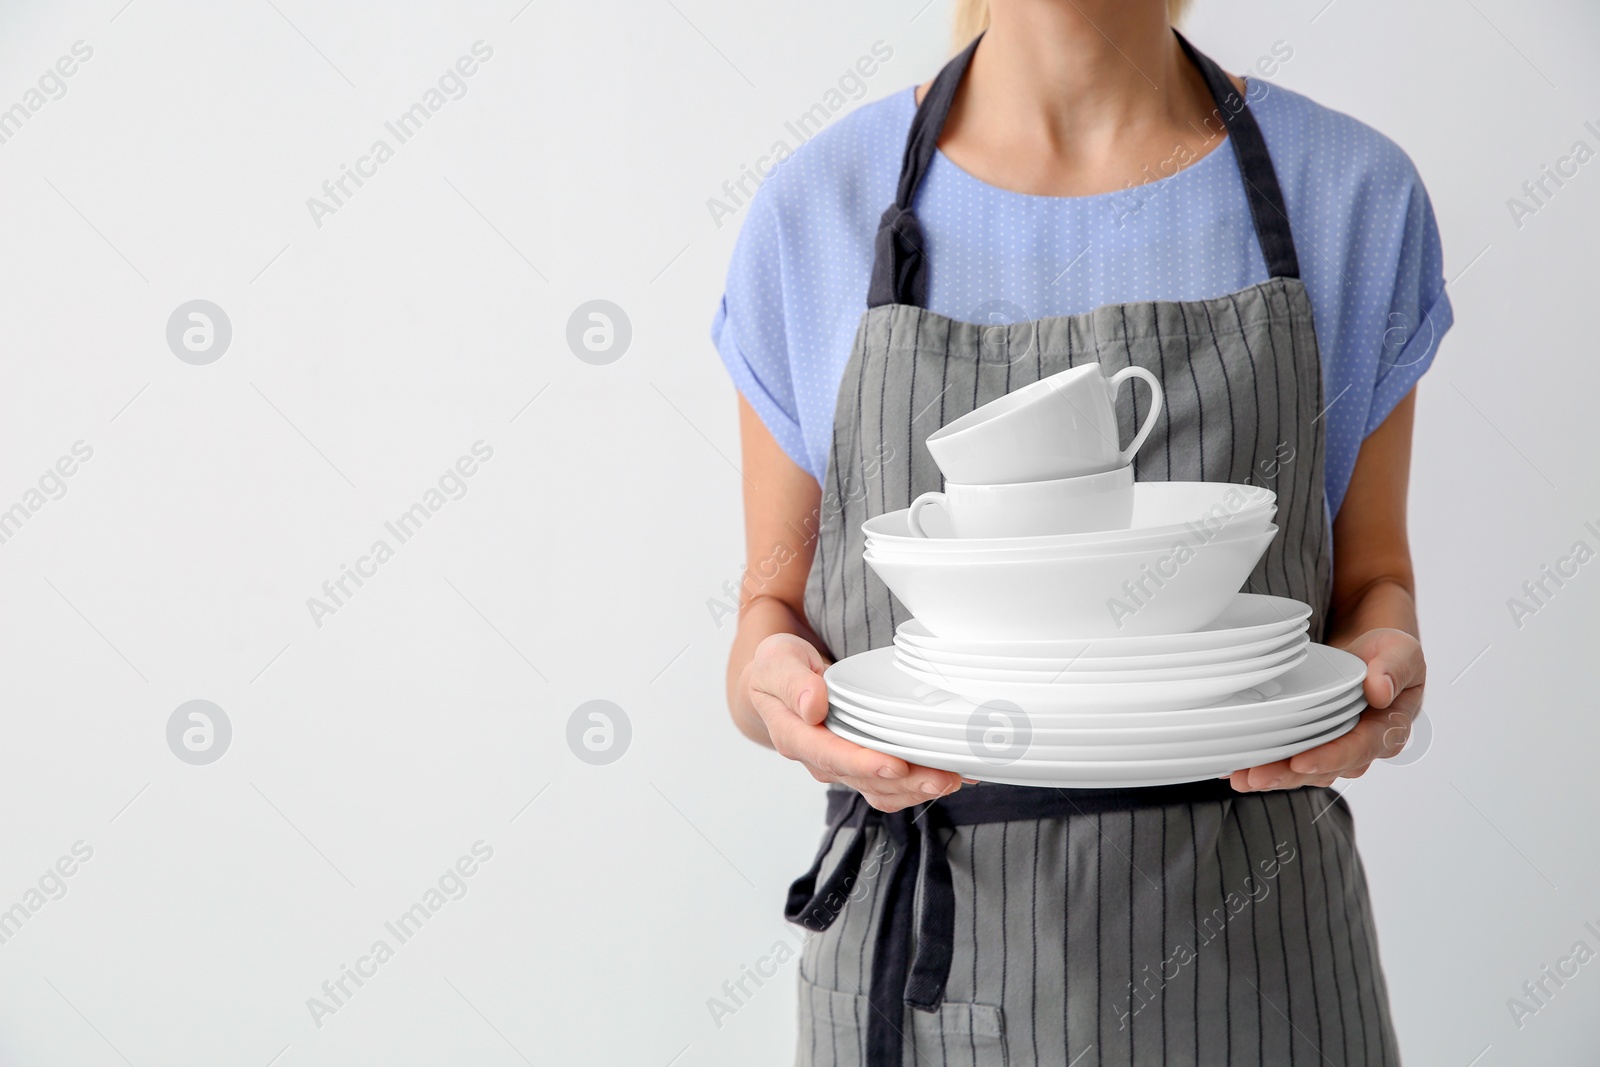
[1175,32,1301,281]
[867,30,1301,309]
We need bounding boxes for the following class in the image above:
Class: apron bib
[785,33,1397,1067]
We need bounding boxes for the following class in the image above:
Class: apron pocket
[911,997,1008,1065]
[797,975,1008,1066]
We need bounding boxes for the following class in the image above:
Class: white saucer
[897,622,1311,673]
[894,633,1308,684]
[896,648,1309,713]
[895,594,1313,658]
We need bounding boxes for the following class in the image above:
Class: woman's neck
[929,0,1235,198]
[973,0,1191,149]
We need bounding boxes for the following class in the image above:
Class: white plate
[896,621,1310,672]
[862,481,1276,554]
[830,697,1366,761]
[825,644,1368,726]
[894,632,1308,684]
[896,648,1308,712]
[831,688,1368,743]
[895,594,1312,657]
[824,714,1359,787]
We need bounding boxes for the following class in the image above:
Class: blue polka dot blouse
[711,78,1452,516]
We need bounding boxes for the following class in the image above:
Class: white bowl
[865,527,1277,640]
[897,648,1308,712]
[896,622,1310,672]
[894,632,1308,684]
[863,481,1275,556]
[870,508,1274,565]
[894,595,1312,657]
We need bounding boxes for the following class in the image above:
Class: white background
[0,0,1596,1064]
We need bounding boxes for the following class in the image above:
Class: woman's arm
[727,397,966,809]
[724,395,825,746]
[1230,387,1427,791]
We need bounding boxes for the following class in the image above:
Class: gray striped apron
[784,33,1398,1067]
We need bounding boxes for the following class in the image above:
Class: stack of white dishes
[825,362,1367,788]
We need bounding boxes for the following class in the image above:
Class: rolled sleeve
[1364,177,1453,435]
[1367,286,1451,434]
[710,294,809,467]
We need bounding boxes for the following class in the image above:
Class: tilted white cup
[924,363,1164,484]
[907,465,1135,539]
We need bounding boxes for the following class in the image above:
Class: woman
[712,0,1444,1063]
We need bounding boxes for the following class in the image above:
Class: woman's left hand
[1227,627,1426,792]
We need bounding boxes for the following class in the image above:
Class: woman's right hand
[746,633,967,813]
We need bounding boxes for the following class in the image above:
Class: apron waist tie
[783,779,1238,1066]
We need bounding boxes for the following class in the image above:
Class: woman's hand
[729,402,969,812]
[1227,627,1426,792]
[747,633,967,812]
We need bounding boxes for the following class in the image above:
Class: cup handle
[1111,365,1164,466]
[907,492,948,538]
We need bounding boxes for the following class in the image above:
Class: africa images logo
[304,842,495,1029]
[705,41,894,228]
[305,42,494,228]
[305,442,495,629]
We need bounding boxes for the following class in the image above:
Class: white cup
[924,363,1164,484]
[907,465,1135,539]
